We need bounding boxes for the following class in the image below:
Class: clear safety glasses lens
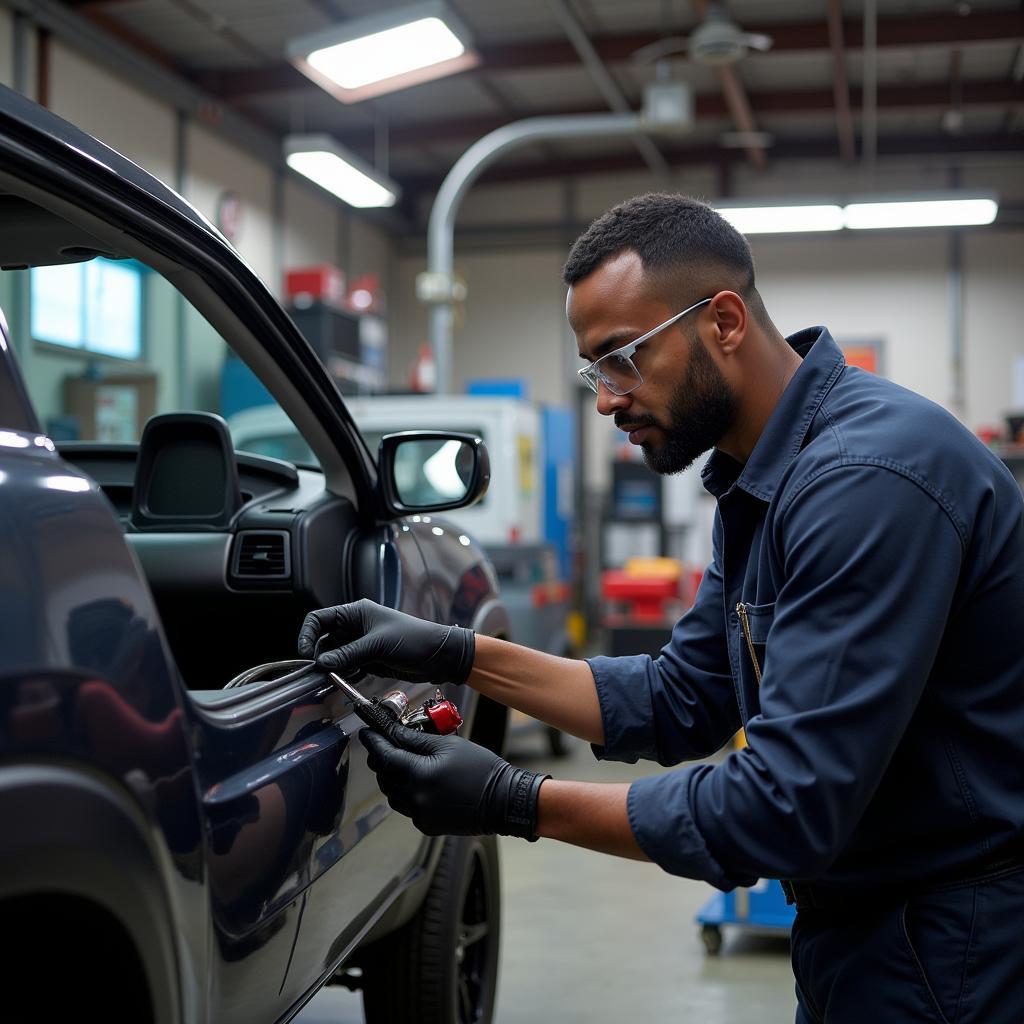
[580,351,643,396]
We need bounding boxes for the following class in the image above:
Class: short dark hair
[563,192,770,327]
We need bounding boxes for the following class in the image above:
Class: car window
[234,430,319,467]
[2,260,316,463]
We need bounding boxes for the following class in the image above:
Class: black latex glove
[298,599,475,685]
[360,724,549,841]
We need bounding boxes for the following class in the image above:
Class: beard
[620,330,738,475]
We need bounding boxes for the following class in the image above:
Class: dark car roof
[0,83,224,243]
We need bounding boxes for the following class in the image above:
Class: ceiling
[59,0,1024,218]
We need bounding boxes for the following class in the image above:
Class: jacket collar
[701,326,846,501]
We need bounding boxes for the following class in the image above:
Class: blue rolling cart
[695,878,796,954]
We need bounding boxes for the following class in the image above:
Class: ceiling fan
[633,2,773,67]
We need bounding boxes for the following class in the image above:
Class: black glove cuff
[455,626,475,684]
[500,768,550,842]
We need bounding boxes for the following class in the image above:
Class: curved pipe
[426,112,644,394]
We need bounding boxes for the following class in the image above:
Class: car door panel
[279,521,438,1001]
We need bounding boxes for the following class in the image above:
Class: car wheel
[546,725,569,758]
[361,833,501,1024]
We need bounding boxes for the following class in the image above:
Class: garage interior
[1,0,1023,1021]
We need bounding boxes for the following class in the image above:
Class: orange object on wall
[843,345,878,374]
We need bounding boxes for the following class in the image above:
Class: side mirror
[378,431,490,515]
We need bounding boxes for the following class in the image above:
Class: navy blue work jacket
[588,327,1024,891]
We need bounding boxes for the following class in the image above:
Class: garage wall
[393,248,572,404]
[752,234,951,409]
[283,178,341,272]
[963,231,1024,431]
[49,41,177,187]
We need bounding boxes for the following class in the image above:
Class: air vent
[233,531,291,579]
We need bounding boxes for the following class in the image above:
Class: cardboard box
[64,374,157,442]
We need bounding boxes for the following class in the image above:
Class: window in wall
[31,258,144,360]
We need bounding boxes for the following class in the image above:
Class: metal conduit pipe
[425,112,644,395]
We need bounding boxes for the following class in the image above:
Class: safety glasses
[577,297,713,396]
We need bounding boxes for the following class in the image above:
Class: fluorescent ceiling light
[285,134,399,209]
[713,193,1000,236]
[844,194,998,229]
[309,18,463,90]
[715,204,844,234]
[287,2,479,104]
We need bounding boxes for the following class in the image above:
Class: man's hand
[298,599,475,685]
[360,725,549,840]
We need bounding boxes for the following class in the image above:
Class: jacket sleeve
[626,464,964,889]
[587,509,741,766]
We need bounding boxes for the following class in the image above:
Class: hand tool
[329,671,463,736]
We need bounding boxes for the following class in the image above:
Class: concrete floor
[295,732,796,1023]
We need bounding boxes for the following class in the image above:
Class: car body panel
[0,84,507,1022]
[0,428,207,1018]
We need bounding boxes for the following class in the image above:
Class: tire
[361,834,501,1024]
[546,726,569,758]
[701,923,723,955]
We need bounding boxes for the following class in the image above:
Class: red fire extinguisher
[410,342,437,393]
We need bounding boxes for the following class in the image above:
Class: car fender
[0,764,187,1024]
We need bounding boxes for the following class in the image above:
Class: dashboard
[58,431,363,690]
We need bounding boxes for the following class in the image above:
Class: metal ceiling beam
[323,81,1024,152]
[191,11,1024,100]
[545,0,668,178]
[826,0,856,162]
[399,133,1024,196]
[863,0,878,170]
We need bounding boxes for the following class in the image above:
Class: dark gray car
[0,84,510,1024]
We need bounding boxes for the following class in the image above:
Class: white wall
[393,247,573,405]
[283,178,340,271]
[964,231,1024,429]
[752,233,951,409]
[186,122,276,288]
[49,41,177,186]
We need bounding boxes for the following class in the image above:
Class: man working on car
[299,193,1024,1022]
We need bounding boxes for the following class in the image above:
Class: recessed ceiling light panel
[284,134,400,209]
[287,2,480,103]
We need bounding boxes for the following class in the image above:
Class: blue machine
[465,378,576,582]
[221,351,274,419]
[695,878,796,954]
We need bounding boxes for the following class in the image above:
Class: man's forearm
[536,780,650,861]
[467,636,605,745]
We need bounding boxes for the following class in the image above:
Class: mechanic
[299,193,1024,1022]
